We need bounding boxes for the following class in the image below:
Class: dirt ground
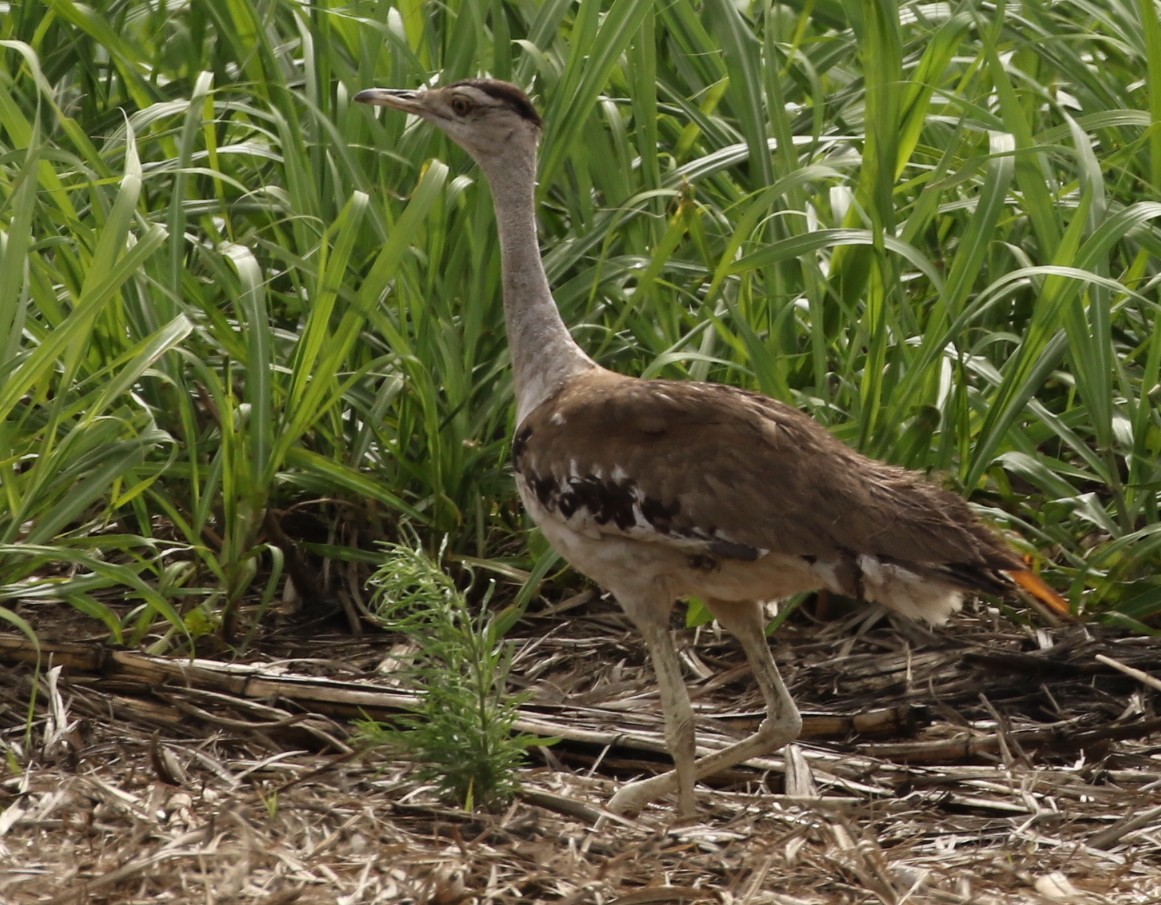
[1,595,1159,904]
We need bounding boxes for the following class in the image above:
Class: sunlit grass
[0,0,1158,643]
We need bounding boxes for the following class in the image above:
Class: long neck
[479,152,596,424]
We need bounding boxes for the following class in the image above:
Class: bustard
[355,79,1071,817]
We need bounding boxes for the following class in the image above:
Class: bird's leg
[607,600,801,812]
[698,599,802,770]
[606,596,698,817]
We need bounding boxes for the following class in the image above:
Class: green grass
[0,0,1158,643]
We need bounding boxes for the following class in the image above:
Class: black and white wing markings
[513,423,764,563]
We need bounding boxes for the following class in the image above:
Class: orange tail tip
[1007,568,1072,618]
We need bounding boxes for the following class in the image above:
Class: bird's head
[355,78,543,174]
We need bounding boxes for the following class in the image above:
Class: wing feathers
[513,370,1064,607]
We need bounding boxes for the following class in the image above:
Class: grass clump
[358,538,540,811]
[2,0,1159,638]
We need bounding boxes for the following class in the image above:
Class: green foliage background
[1,0,1158,642]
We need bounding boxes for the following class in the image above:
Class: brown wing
[513,370,1023,582]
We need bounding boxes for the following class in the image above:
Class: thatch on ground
[1,598,1159,904]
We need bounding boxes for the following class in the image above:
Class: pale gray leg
[608,599,801,814]
[606,593,697,817]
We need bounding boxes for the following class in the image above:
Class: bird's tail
[1006,568,1071,618]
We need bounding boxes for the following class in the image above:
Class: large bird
[355,78,1070,817]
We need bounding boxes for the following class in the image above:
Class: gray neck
[479,152,596,424]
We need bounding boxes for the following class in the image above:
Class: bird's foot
[607,718,800,817]
[606,770,695,818]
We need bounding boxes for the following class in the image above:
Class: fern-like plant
[359,538,541,811]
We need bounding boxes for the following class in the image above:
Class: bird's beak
[354,87,424,115]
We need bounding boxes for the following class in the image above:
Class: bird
[354,78,1071,817]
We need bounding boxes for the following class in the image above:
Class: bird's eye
[449,96,473,116]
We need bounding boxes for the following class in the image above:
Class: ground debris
[1,602,1159,903]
